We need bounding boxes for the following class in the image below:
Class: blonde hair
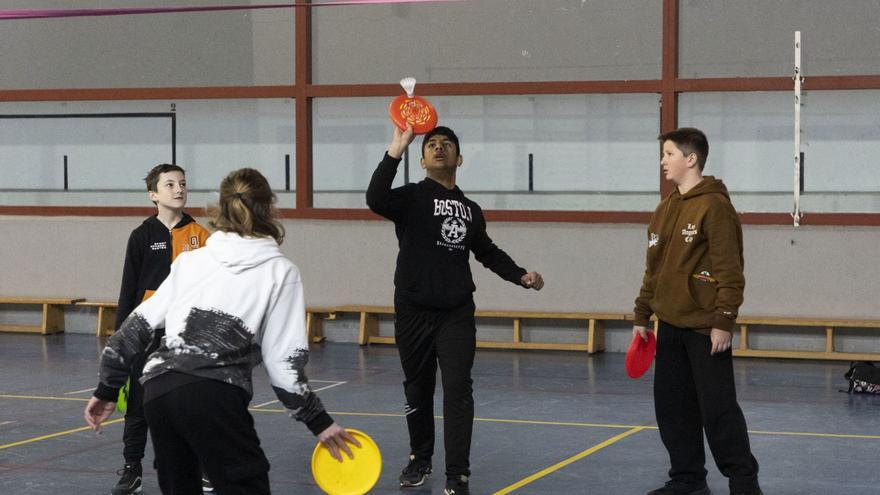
[209,168,285,244]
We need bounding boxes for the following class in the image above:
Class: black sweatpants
[143,379,271,495]
[122,330,162,464]
[654,320,760,492]
[395,300,476,479]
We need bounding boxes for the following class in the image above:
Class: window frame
[1,0,878,226]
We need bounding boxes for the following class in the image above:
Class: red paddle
[389,77,438,135]
[625,331,656,379]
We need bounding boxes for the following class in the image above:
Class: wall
[2,216,878,352]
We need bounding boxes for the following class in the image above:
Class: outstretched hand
[84,396,116,433]
[317,423,361,462]
[388,124,415,159]
[521,271,544,290]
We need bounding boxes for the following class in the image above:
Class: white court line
[64,387,95,395]
[1,421,15,426]
[252,381,347,409]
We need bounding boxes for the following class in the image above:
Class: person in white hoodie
[85,168,357,494]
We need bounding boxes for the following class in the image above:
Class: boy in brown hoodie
[632,128,762,495]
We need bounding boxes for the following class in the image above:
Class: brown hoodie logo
[681,223,698,243]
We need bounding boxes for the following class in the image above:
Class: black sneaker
[111,462,143,495]
[398,455,432,488]
[646,480,711,495]
[201,473,214,492]
[730,489,763,495]
[443,475,470,495]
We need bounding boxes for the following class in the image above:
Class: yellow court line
[0,418,124,450]
[251,407,646,429]
[492,426,646,495]
[0,394,89,402]
[5,395,880,441]
[250,408,407,419]
[749,429,880,440]
[473,416,644,430]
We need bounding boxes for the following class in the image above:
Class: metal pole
[285,154,291,191]
[528,153,534,192]
[792,31,803,226]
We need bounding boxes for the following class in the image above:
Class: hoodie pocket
[653,270,700,315]
[688,270,717,310]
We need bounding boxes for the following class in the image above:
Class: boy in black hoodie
[367,124,544,495]
[111,164,209,495]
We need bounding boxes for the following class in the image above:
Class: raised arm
[366,125,416,221]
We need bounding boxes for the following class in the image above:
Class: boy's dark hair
[421,126,460,157]
[144,163,185,192]
[658,127,709,171]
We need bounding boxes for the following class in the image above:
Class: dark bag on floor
[844,361,880,394]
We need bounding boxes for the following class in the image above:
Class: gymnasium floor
[1,333,879,494]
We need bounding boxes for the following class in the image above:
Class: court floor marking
[0,418,124,451]
[749,429,880,440]
[0,394,89,402]
[3,394,880,442]
[64,387,95,395]
[491,426,646,495]
[253,408,880,441]
[251,380,348,408]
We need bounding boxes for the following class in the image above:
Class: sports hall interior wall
[2,215,878,353]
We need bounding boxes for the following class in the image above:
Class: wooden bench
[70,302,338,341]
[336,305,628,353]
[75,301,118,337]
[75,302,338,341]
[733,316,880,361]
[626,315,880,361]
[0,297,84,334]
[306,307,338,343]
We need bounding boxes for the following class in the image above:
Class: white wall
[2,215,878,318]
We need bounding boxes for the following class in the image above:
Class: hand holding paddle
[633,325,648,342]
[388,124,415,159]
[312,428,382,495]
[318,422,361,462]
[626,326,656,379]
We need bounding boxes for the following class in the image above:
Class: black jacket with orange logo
[114,214,209,329]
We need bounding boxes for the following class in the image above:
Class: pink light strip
[0,0,461,20]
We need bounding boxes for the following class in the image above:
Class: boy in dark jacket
[367,124,544,495]
[111,164,209,495]
[632,128,762,495]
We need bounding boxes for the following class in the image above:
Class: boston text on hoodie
[366,152,527,310]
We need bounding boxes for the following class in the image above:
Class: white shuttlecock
[400,77,416,98]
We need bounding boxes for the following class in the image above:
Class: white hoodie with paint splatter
[94,230,333,435]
